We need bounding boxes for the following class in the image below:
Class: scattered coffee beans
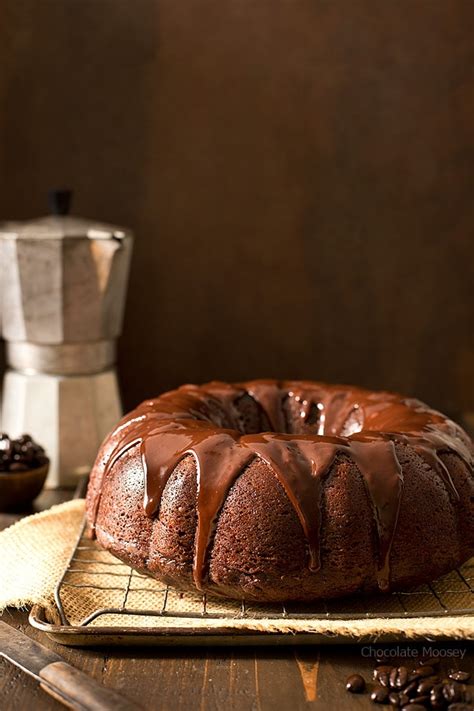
[344,657,473,709]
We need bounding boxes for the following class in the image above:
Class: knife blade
[0,621,142,710]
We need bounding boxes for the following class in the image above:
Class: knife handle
[39,661,142,711]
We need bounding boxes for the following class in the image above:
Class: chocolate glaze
[91,380,473,592]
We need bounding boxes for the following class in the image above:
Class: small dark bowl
[0,461,49,511]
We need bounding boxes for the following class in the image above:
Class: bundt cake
[86,380,474,602]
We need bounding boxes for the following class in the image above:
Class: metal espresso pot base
[0,191,133,488]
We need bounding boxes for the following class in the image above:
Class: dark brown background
[1,0,473,415]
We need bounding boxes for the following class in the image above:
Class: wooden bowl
[0,461,49,511]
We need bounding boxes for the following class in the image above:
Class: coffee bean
[418,657,440,668]
[377,671,390,688]
[443,682,465,703]
[404,681,418,698]
[346,673,365,693]
[9,461,29,472]
[464,689,474,703]
[0,443,13,459]
[388,691,400,706]
[409,695,429,705]
[371,686,390,704]
[390,666,409,690]
[402,705,427,711]
[417,665,435,678]
[447,704,474,711]
[398,667,409,689]
[417,677,439,695]
[449,670,471,683]
[431,683,445,706]
[375,665,394,680]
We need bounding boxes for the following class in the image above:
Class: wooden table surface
[1,490,473,711]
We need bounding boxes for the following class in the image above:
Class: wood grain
[1,608,473,710]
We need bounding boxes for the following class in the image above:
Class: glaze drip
[247,380,286,432]
[95,380,473,592]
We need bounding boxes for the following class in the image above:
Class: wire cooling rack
[47,519,474,629]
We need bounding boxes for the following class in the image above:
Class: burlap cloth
[1,499,473,640]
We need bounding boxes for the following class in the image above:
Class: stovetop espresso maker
[0,191,133,487]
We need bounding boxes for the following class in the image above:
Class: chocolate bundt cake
[86,380,474,602]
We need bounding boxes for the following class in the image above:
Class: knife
[0,621,142,710]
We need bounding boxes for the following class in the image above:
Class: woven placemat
[1,499,474,640]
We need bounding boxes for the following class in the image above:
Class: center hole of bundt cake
[232,393,363,436]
